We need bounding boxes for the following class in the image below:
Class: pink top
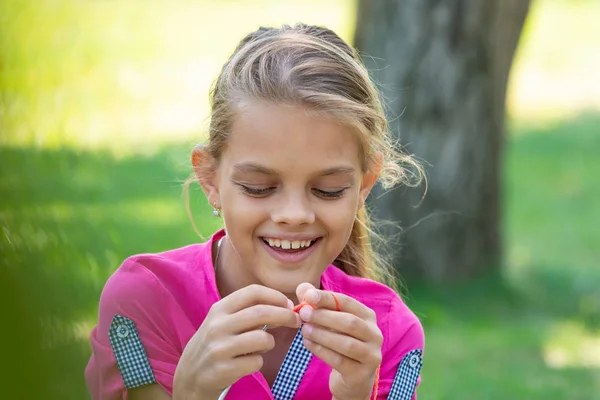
[85,229,424,399]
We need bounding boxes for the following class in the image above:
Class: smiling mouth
[260,237,320,252]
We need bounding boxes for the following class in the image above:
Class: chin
[261,274,302,295]
[258,269,315,297]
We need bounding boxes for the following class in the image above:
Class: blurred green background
[1,0,598,398]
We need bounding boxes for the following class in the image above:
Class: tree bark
[355,0,531,283]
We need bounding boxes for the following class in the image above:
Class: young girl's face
[205,101,378,295]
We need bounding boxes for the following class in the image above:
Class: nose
[271,191,315,226]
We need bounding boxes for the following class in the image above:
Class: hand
[173,284,302,400]
[296,283,382,400]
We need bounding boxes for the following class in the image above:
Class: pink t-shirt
[85,229,424,399]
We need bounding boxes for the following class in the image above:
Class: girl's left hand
[296,283,383,400]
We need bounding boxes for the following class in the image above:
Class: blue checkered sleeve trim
[108,315,156,389]
[271,326,313,400]
[387,349,423,400]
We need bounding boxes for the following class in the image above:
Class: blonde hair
[186,24,423,286]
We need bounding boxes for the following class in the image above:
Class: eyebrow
[232,162,278,175]
[232,162,356,177]
[318,166,356,177]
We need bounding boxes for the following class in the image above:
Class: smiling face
[196,102,379,297]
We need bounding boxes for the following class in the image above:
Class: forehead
[222,102,361,173]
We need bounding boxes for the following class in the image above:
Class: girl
[85,24,425,400]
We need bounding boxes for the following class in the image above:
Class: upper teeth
[265,238,313,249]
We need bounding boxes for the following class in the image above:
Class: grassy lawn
[2,115,598,399]
[1,0,599,399]
[412,113,600,399]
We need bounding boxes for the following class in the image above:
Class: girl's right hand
[172,284,301,400]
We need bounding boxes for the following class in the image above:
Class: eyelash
[239,186,275,196]
[313,188,346,199]
[238,185,347,199]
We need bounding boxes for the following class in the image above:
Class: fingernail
[308,290,320,303]
[287,299,294,310]
[299,305,312,321]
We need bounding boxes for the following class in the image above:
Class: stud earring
[212,201,221,217]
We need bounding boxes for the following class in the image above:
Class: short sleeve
[85,258,182,400]
[376,299,425,400]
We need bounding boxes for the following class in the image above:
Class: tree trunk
[354,0,531,283]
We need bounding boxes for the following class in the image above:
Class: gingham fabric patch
[271,326,312,400]
[387,349,423,400]
[108,315,156,389]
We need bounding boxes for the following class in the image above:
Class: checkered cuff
[108,315,156,389]
[387,349,423,400]
[271,326,312,400]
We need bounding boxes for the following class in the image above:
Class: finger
[228,304,301,333]
[214,329,275,358]
[300,308,376,343]
[299,287,375,321]
[296,282,317,305]
[301,323,380,365]
[302,336,360,376]
[213,353,264,387]
[219,284,294,314]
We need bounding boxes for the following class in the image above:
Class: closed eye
[238,184,275,197]
[312,188,347,199]
[237,184,348,199]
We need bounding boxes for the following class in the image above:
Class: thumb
[295,282,317,305]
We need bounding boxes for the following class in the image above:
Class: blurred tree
[355,0,531,283]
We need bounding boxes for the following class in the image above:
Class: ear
[358,152,383,210]
[191,144,221,208]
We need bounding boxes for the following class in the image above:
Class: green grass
[2,114,599,399]
[411,282,599,400]
[407,114,600,399]
[506,115,600,273]
[0,144,222,398]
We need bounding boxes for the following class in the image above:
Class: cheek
[220,187,265,231]
[319,199,358,236]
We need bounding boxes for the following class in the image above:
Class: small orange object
[293,301,315,313]
[329,291,341,312]
[294,291,341,313]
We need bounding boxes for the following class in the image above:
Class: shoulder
[322,265,412,316]
[97,237,217,328]
[101,244,205,307]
